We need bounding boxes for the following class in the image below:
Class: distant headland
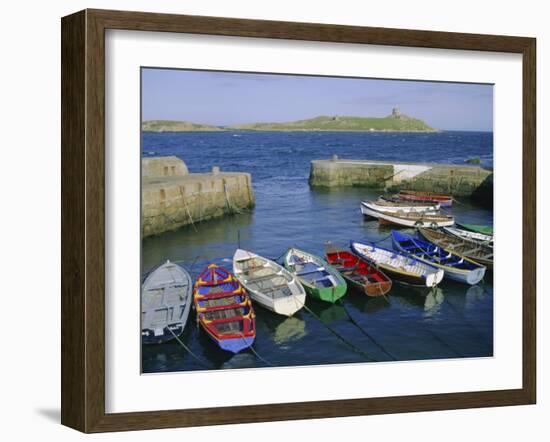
[141,120,224,132]
[142,108,438,133]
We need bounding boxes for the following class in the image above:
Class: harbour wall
[142,156,255,237]
[309,157,493,204]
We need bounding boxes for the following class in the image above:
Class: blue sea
[141,131,494,373]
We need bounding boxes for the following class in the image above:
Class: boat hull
[418,228,494,269]
[361,202,454,227]
[362,200,439,215]
[325,247,392,297]
[219,336,255,353]
[443,226,493,247]
[351,241,444,288]
[194,264,256,353]
[456,223,494,235]
[233,249,307,317]
[398,190,453,207]
[141,323,185,345]
[141,260,192,345]
[283,247,347,303]
[391,231,486,285]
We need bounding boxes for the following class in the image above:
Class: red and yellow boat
[193,264,255,353]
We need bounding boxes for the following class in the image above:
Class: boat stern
[426,269,445,287]
[274,293,306,316]
[218,335,255,354]
[465,266,487,285]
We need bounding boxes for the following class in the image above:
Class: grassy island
[142,108,437,133]
[142,120,224,132]
[230,109,437,132]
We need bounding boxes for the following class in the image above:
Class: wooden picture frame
[61,8,536,433]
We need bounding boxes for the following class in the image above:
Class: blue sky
[141,68,493,131]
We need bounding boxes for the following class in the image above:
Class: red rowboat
[193,264,255,353]
[325,244,392,297]
[398,190,453,207]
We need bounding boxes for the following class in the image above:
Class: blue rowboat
[391,230,486,285]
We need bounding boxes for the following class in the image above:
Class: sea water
[141,131,493,373]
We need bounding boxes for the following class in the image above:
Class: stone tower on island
[391,107,402,118]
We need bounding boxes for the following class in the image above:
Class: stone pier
[142,156,255,237]
[309,157,493,204]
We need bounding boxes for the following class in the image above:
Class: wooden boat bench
[296,267,325,276]
[245,271,279,283]
[335,265,360,273]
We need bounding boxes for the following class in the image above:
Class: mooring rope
[167,327,214,369]
[337,300,397,361]
[178,186,198,232]
[248,344,274,367]
[451,196,468,206]
[223,182,244,215]
[301,303,377,362]
[422,327,464,358]
[363,234,392,244]
[233,331,274,367]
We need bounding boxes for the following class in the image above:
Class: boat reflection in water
[306,300,347,324]
[423,287,445,317]
[221,352,258,370]
[360,296,391,315]
[272,316,306,346]
[465,284,488,309]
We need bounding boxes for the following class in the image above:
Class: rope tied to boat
[166,327,214,369]
[363,234,392,244]
[301,303,377,362]
[243,339,274,367]
[337,299,397,361]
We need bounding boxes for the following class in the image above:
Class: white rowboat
[351,241,444,287]
[233,249,306,316]
[141,260,193,344]
[361,200,439,216]
[443,226,494,247]
[361,202,454,228]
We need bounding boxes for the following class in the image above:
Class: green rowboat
[283,247,347,303]
[456,223,494,235]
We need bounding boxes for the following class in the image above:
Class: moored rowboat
[391,231,486,285]
[456,223,494,235]
[141,260,193,344]
[233,249,306,316]
[350,240,444,287]
[361,199,440,215]
[398,190,453,207]
[324,244,392,297]
[283,247,347,303]
[443,226,493,247]
[361,202,454,228]
[194,264,255,353]
[378,195,441,211]
[418,228,493,269]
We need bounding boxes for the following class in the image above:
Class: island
[229,109,437,132]
[141,108,437,133]
[141,120,224,132]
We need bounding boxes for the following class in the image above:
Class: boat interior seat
[297,266,324,276]
[246,272,279,283]
[337,265,360,272]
